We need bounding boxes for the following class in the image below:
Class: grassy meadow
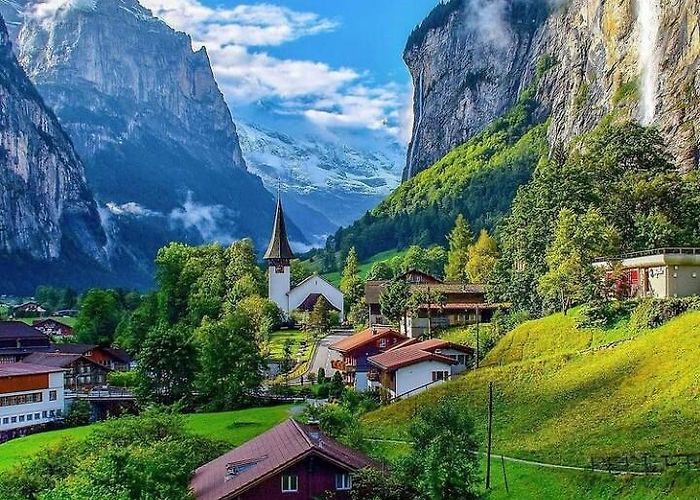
[0,404,298,472]
[363,311,700,466]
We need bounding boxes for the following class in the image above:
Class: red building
[330,326,407,390]
[51,344,133,371]
[32,319,74,338]
[190,419,377,500]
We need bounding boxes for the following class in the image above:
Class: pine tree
[445,214,472,282]
[466,230,499,284]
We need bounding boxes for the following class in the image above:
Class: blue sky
[142,0,439,142]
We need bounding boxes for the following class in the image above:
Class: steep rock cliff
[14,0,298,258]
[405,0,700,177]
[0,14,106,274]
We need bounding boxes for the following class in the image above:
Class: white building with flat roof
[594,248,700,299]
[0,363,65,441]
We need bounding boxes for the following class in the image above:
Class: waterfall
[406,72,424,179]
[637,0,661,126]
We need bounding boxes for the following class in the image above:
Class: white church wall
[269,266,291,316]
[288,275,345,320]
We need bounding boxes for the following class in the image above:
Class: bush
[64,399,91,427]
[577,300,636,329]
[629,297,700,330]
[107,370,138,388]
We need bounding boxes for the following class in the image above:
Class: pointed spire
[264,192,295,261]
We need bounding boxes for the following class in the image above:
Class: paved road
[292,329,352,384]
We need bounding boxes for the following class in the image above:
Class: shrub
[107,370,137,388]
[629,297,700,330]
[577,300,636,329]
[64,399,91,427]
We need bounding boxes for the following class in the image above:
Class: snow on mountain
[236,114,405,241]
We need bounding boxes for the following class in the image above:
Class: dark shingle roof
[0,362,65,377]
[0,321,46,339]
[51,343,97,355]
[190,419,376,500]
[263,196,295,261]
[23,352,83,368]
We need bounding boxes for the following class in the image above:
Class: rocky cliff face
[0,14,106,268]
[405,0,700,178]
[13,0,294,259]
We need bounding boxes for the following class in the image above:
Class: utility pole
[475,305,480,369]
[486,381,494,489]
[427,286,432,339]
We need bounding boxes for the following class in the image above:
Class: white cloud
[28,0,97,22]
[140,0,409,142]
[169,193,238,244]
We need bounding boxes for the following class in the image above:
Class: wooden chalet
[23,352,110,391]
[51,343,133,371]
[329,326,407,391]
[190,419,377,499]
[365,270,504,338]
[368,339,475,399]
[11,302,47,318]
[32,319,73,338]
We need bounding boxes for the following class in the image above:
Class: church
[264,196,344,321]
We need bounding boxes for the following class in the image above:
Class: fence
[590,452,700,474]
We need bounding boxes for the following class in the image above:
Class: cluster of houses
[0,320,133,442]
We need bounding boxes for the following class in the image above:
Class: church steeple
[264,194,295,262]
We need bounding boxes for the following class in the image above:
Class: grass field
[322,248,407,286]
[364,311,700,466]
[0,404,298,472]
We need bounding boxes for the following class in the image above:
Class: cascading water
[637,0,661,126]
[406,72,424,179]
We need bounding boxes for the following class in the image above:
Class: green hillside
[363,311,700,467]
[330,86,549,261]
[322,248,406,286]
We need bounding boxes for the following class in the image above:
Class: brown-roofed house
[368,340,475,399]
[190,419,377,500]
[32,319,74,338]
[365,271,504,337]
[23,352,110,391]
[329,327,407,391]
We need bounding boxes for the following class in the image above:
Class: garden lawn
[0,404,298,472]
[265,329,311,362]
[363,311,700,466]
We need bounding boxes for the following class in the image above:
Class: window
[378,338,387,348]
[432,371,449,382]
[0,392,43,407]
[2,417,8,425]
[42,411,47,418]
[281,474,298,493]
[11,416,17,423]
[336,473,352,491]
[34,413,41,420]
[49,391,57,401]
[27,414,33,421]
[18,415,24,422]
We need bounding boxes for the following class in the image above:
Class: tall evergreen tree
[445,215,473,282]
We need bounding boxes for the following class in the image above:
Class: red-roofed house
[368,340,475,399]
[190,419,377,499]
[329,327,407,391]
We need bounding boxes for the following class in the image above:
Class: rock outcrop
[0,14,106,274]
[405,0,700,178]
[14,0,297,261]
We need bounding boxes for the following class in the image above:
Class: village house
[594,248,700,299]
[32,318,74,338]
[51,343,133,371]
[264,195,345,321]
[368,339,475,399]
[190,419,377,500]
[0,321,51,364]
[0,362,65,443]
[23,353,110,391]
[329,326,407,390]
[365,270,501,338]
[11,301,47,318]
